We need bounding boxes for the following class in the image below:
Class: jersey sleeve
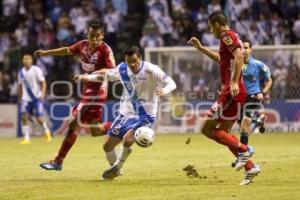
[103,45,116,68]
[151,64,176,95]
[36,67,45,82]
[17,70,22,85]
[69,40,82,54]
[221,32,242,54]
[257,61,271,81]
[106,65,120,82]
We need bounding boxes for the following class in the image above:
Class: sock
[103,122,112,134]
[54,130,77,165]
[228,134,254,171]
[22,125,30,140]
[42,122,50,133]
[210,129,248,152]
[240,132,249,145]
[105,150,118,166]
[115,145,132,169]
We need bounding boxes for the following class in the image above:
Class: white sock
[42,122,50,133]
[105,150,118,166]
[115,146,132,169]
[22,125,30,140]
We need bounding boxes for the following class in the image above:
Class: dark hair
[242,38,252,48]
[124,46,141,57]
[88,20,103,30]
[208,11,228,26]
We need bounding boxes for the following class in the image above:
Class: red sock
[228,134,255,171]
[103,122,112,134]
[210,129,248,152]
[54,130,77,164]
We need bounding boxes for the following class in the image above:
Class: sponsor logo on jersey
[81,61,95,72]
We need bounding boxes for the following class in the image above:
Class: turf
[1,133,300,200]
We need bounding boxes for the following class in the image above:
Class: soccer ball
[134,126,155,148]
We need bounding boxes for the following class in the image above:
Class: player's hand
[256,93,264,101]
[156,89,166,97]
[187,37,203,51]
[230,82,239,97]
[73,74,86,82]
[34,50,47,58]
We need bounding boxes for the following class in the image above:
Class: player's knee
[123,135,134,147]
[201,125,212,137]
[36,117,43,125]
[21,115,28,124]
[103,142,114,152]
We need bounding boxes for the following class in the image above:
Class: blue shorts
[21,100,44,117]
[108,114,156,139]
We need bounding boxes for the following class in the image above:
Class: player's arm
[152,65,177,96]
[34,47,73,57]
[17,72,22,102]
[188,37,220,62]
[40,80,47,100]
[262,77,272,94]
[230,47,244,96]
[17,83,22,102]
[74,67,120,82]
[257,64,273,100]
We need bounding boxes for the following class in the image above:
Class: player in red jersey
[34,21,114,171]
[188,11,259,185]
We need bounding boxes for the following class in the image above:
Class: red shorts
[207,87,246,121]
[72,87,107,124]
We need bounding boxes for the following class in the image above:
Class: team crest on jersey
[223,36,233,45]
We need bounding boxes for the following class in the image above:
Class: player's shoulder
[100,42,113,52]
[251,57,265,67]
[221,30,240,44]
[143,61,161,72]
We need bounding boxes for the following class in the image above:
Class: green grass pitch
[1,133,300,200]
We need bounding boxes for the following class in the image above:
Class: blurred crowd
[1,0,300,103]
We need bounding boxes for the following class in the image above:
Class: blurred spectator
[104,5,121,51]
[201,29,219,46]
[155,10,173,46]
[207,0,222,15]
[14,22,29,48]
[226,0,249,23]
[140,32,164,48]
[272,62,288,99]
[147,0,168,20]
[2,0,18,17]
[195,6,208,34]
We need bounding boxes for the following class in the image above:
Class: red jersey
[69,40,115,96]
[219,30,244,91]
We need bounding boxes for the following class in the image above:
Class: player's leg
[36,117,52,142]
[33,99,51,141]
[102,129,134,180]
[20,101,31,144]
[103,135,122,166]
[40,117,79,170]
[20,113,30,144]
[113,129,134,170]
[202,118,248,152]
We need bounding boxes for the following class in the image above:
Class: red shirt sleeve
[221,31,242,54]
[103,45,115,68]
[69,41,83,54]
